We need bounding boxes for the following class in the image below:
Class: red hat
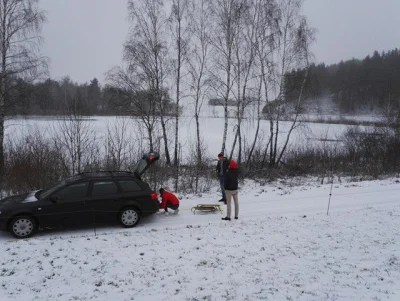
[228,160,237,169]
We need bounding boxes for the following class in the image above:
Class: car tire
[9,216,37,239]
[119,207,140,228]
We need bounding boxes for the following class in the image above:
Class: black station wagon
[0,152,160,238]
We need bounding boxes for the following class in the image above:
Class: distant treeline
[6,76,177,116]
[8,48,400,116]
[284,48,400,113]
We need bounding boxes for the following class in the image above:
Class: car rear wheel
[119,208,140,228]
[9,216,37,239]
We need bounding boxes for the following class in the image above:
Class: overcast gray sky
[41,0,400,84]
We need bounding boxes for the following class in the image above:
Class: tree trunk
[247,79,263,166]
[273,113,279,166]
[238,127,242,164]
[268,113,274,166]
[229,125,238,160]
[0,7,6,193]
[222,89,229,153]
[260,58,275,168]
[194,76,202,195]
[160,114,171,165]
[174,3,182,167]
[247,111,260,166]
[260,136,271,171]
[221,42,232,153]
[148,126,154,152]
[154,43,171,165]
[276,68,310,165]
[174,90,180,165]
[230,89,240,161]
[195,109,202,164]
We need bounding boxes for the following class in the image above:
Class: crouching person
[159,188,180,215]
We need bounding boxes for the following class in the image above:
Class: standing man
[159,188,180,215]
[222,160,239,221]
[216,152,229,203]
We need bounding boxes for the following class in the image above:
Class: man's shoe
[235,217,238,220]
[221,217,231,221]
[218,199,225,202]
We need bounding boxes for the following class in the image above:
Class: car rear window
[118,180,143,192]
[92,181,118,196]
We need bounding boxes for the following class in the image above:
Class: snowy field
[1,177,400,301]
[4,111,372,163]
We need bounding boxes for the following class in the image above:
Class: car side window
[118,180,143,192]
[92,181,118,197]
[56,182,89,201]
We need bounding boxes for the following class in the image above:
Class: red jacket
[159,190,179,209]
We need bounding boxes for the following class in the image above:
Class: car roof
[66,171,136,182]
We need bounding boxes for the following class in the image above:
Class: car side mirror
[50,195,60,203]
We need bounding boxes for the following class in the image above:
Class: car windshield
[39,180,67,200]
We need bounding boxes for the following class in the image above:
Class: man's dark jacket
[216,158,229,176]
[224,168,239,190]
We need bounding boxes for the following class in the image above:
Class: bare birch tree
[53,115,99,175]
[229,0,258,164]
[104,117,138,170]
[106,70,158,151]
[209,0,243,154]
[0,0,47,191]
[246,75,264,166]
[273,0,313,166]
[187,0,212,165]
[169,0,190,167]
[123,0,172,164]
[247,0,279,165]
[256,0,313,167]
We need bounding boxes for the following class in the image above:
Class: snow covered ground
[1,177,400,301]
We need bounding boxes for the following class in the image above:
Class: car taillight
[150,192,158,200]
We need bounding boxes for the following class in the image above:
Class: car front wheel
[9,216,37,239]
[119,208,140,228]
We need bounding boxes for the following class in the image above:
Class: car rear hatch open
[133,152,160,178]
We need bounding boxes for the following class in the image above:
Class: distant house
[208,98,237,106]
